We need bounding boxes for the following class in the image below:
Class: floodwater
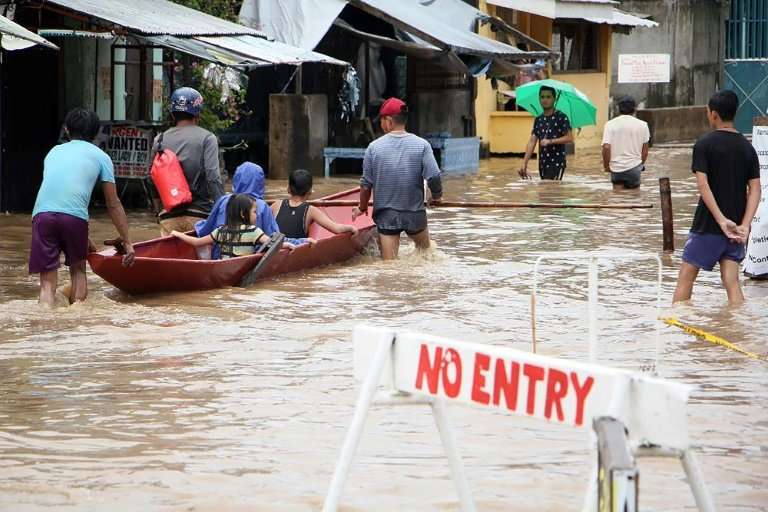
[0,147,766,512]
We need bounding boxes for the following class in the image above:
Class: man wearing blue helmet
[153,87,225,235]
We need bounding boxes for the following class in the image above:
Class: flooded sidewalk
[0,147,766,511]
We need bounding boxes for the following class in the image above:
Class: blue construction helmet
[170,87,204,116]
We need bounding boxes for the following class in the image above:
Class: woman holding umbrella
[516,79,597,181]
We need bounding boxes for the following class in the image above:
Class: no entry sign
[353,326,691,450]
[326,326,709,512]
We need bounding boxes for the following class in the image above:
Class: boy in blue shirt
[30,108,134,306]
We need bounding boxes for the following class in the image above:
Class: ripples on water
[0,148,766,511]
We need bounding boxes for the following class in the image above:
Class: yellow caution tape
[662,317,768,363]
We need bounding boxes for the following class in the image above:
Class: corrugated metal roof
[582,9,658,27]
[145,36,262,67]
[0,14,59,50]
[147,35,348,68]
[197,35,348,66]
[214,35,350,66]
[351,0,531,59]
[45,0,267,37]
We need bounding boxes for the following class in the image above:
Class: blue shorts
[681,232,746,271]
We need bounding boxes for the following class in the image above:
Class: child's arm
[171,230,214,247]
[739,177,762,238]
[694,172,741,241]
[308,205,358,235]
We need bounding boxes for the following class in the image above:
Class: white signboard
[353,326,692,450]
[744,126,768,276]
[618,54,671,83]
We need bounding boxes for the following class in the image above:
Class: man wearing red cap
[352,98,443,259]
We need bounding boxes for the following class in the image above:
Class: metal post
[659,177,674,252]
[681,449,717,512]
[654,254,663,376]
[594,417,638,512]
[430,399,477,512]
[531,258,542,353]
[323,335,394,512]
[583,377,629,512]
[588,256,599,363]
[295,63,303,95]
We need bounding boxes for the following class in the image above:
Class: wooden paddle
[239,233,285,287]
[300,200,653,209]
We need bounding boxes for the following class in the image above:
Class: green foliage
[169,0,243,22]
[192,63,248,134]
[166,0,249,135]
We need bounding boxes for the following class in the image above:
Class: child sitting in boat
[271,169,358,241]
[172,194,295,258]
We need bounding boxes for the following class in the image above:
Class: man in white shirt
[602,96,650,189]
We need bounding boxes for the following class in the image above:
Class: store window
[552,22,599,72]
[96,39,170,123]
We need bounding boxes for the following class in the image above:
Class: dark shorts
[373,208,427,236]
[29,212,89,274]
[681,231,745,271]
[540,165,566,180]
[611,163,643,189]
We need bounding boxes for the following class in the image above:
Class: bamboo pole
[299,200,654,209]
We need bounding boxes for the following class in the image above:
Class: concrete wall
[489,112,535,153]
[269,94,328,179]
[410,90,472,138]
[636,105,709,143]
[556,71,612,148]
[610,0,725,110]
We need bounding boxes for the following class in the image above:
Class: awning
[486,0,657,27]
[44,0,265,37]
[581,10,658,28]
[239,0,552,62]
[38,29,115,39]
[41,0,348,68]
[0,15,59,51]
[332,19,442,60]
[350,0,534,59]
[239,0,346,50]
[196,35,347,66]
[146,35,348,68]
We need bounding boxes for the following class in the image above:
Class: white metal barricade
[529,251,715,511]
[323,326,715,511]
[531,251,663,372]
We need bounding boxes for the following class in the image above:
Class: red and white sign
[354,326,691,450]
[618,54,671,84]
[95,124,154,179]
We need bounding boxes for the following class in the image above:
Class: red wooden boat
[87,188,375,295]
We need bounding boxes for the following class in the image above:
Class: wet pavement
[0,146,766,511]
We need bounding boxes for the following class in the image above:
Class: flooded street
[1,147,766,511]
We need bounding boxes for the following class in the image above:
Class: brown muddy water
[0,148,766,511]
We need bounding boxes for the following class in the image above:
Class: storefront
[475,0,656,153]
[0,0,344,211]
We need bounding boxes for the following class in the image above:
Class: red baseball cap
[379,97,407,117]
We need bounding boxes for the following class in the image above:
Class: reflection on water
[0,148,766,511]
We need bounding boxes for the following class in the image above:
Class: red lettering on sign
[442,348,462,398]
[415,344,442,394]
[523,364,545,415]
[492,359,520,411]
[570,372,594,426]
[471,352,491,405]
[544,368,568,421]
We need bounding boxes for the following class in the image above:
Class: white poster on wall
[617,54,671,83]
[744,125,768,277]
